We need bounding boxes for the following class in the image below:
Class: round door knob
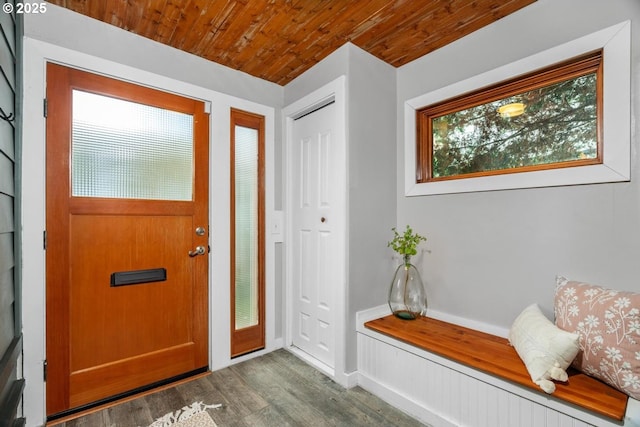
[321,217,326,223]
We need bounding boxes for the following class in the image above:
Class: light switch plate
[271,210,284,242]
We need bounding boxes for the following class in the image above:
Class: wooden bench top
[364,315,628,421]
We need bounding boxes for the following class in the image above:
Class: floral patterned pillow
[554,276,640,399]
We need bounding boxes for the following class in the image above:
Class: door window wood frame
[230,108,265,358]
[416,50,603,183]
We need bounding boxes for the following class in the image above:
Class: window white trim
[404,21,630,196]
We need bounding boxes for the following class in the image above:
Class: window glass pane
[235,125,259,330]
[72,90,194,200]
[431,73,597,178]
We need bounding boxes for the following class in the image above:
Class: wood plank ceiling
[48,0,536,86]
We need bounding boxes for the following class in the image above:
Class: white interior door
[290,101,340,369]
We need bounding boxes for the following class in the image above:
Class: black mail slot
[110,268,167,287]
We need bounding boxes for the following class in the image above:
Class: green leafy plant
[387,225,426,258]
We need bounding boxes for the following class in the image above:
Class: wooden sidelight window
[417,50,603,182]
[230,108,265,357]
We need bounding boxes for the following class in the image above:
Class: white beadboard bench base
[356,306,640,427]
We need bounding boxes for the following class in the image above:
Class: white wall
[344,46,396,372]
[396,0,640,331]
[284,44,349,105]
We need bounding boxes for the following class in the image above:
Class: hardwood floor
[54,349,427,426]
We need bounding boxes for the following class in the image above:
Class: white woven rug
[148,402,221,427]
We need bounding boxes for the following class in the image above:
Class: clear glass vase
[388,255,427,320]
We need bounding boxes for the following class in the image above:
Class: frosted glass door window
[72,90,194,201]
[234,125,259,330]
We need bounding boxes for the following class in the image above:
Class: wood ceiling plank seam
[263,3,362,63]
[229,32,277,74]
[254,41,334,85]
[365,6,476,65]
[216,2,279,67]
[118,0,146,33]
[111,0,132,29]
[322,0,398,43]
[350,2,445,52]
[255,51,300,85]
[185,0,242,56]
[193,1,243,55]
[199,1,269,65]
[153,0,187,47]
[301,2,413,68]
[216,1,279,45]
[85,0,108,22]
[262,0,347,49]
[291,4,354,45]
[162,0,209,51]
[61,0,90,17]
[127,0,167,41]
[184,2,239,56]
[240,14,294,68]
[224,2,330,74]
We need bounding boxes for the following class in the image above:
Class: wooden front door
[45,64,209,417]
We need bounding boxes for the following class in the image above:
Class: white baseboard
[342,369,359,389]
[286,346,335,378]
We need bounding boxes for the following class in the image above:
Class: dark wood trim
[417,50,604,183]
[45,63,72,414]
[229,108,266,358]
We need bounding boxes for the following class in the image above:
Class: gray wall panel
[0,152,13,197]
[0,3,19,425]
[0,194,12,233]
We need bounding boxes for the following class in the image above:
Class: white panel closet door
[291,102,339,368]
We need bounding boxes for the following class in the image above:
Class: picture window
[416,51,602,183]
[403,21,630,196]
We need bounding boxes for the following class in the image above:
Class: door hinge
[43,230,47,250]
[43,98,48,118]
[43,360,48,382]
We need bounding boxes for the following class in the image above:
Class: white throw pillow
[509,303,580,393]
